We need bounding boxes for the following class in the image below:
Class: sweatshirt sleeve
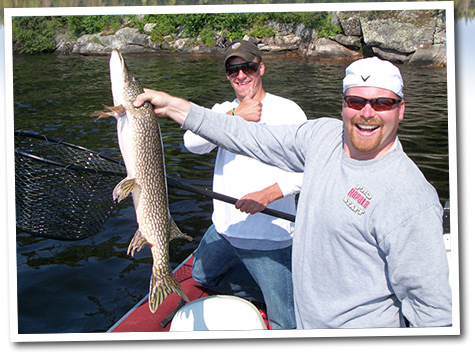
[183,103,308,173]
[379,205,452,327]
[271,97,307,196]
[183,101,236,155]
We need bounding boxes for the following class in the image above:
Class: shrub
[249,25,275,38]
[148,15,180,42]
[12,17,59,54]
[266,12,341,37]
[199,27,216,47]
[67,15,123,37]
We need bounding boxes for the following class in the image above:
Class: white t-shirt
[183,93,307,250]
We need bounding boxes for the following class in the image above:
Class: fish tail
[148,264,189,313]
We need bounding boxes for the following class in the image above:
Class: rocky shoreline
[56,10,447,67]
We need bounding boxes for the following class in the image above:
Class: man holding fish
[134,55,452,328]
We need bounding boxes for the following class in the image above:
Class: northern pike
[92,49,191,312]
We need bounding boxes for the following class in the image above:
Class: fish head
[109,49,144,108]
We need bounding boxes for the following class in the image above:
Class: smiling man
[342,58,405,159]
[181,40,307,330]
[134,56,452,329]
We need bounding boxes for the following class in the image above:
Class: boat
[107,253,271,332]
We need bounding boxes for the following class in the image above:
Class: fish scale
[92,49,191,313]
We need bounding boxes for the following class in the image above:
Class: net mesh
[15,131,126,240]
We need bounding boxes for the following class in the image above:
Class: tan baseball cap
[224,40,262,65]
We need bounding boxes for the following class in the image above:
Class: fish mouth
[110,49,126,77]
[110,49,128,106]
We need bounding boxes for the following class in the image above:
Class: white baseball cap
[343,57,404,98]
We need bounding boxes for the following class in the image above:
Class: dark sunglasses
[226,61,260,77]
[343,95,402,112]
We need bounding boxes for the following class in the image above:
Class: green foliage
[12,17,59,54]
[145,13,259,45]
[249,25,275,38]
[12,15,123,53]
[66,15,123,37]
[147,14,181,42]
[314,13,342,38]
[266,12,342,37]
[199,27,216,47]
[11,12,342,54]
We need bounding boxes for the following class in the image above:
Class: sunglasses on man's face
[226,62,260,78]
[343,96,402,112]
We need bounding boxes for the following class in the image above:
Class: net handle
[15,130,124,165]
[15,131,296,223]
[15,149,126,177]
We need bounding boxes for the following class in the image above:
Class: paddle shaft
[167,177,296,223]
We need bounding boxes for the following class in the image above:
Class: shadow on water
[13,52,449,333]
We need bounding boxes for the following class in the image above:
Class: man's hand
[232,87,262,122]
[235,183,283,215]
[133,88,190,125]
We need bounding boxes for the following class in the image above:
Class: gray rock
[304,38,361,59]
[371,47,412,64]
[72,28,160,55]
[338,11,362,37]
[143,23,156,34]
[361,10,437,54]
[408,44,446,67]
[294,23,313,43]
[55,33,75,54]
[330,34,361,51]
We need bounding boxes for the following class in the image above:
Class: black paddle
[167,177,296,222]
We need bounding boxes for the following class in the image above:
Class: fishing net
[14,131,127,240]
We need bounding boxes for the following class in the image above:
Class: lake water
[13,51,449,333]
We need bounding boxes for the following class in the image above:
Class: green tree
[12,17,58,54]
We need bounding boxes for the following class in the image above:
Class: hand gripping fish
[92,49,191,312]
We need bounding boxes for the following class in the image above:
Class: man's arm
[134,89,308,174]
[381,206,452,327]
[235,183,284,215]
[134,89,190,125]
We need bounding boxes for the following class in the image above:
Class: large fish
[92,49,191,312]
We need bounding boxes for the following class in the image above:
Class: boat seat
[169,295,268,331]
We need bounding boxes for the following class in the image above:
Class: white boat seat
[169,295,267,331]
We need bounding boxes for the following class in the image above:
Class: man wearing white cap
[134,57,452,329]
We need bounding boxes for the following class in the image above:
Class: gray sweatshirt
[183,103,452,329]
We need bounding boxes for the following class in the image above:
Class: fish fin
[169,217,193,242]
[127,229,148,257]
[113,178,138,202]
[90,110,116,120]
[148,265,189,313]
[91,104,125,121]
[102,104,126,115]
